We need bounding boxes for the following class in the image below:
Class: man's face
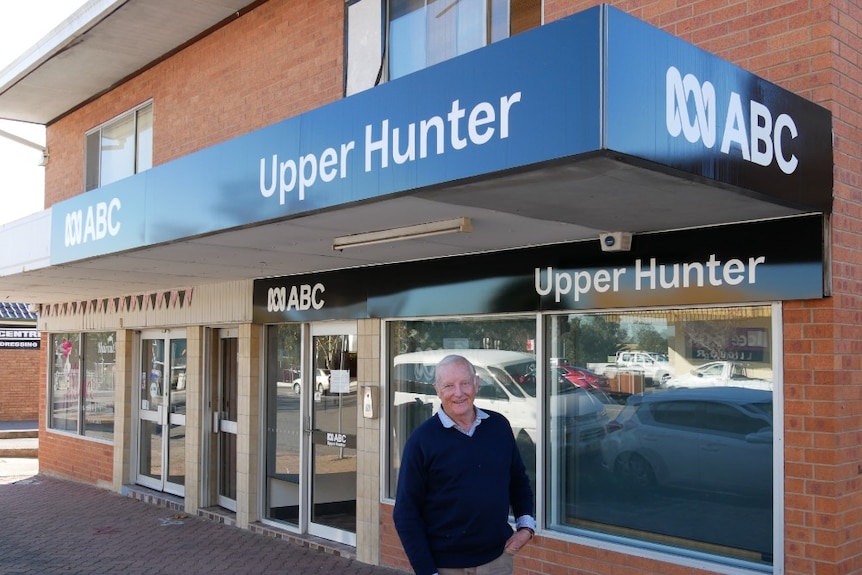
[435,360,479,421]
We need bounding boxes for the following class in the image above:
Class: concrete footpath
[0,467,408,575]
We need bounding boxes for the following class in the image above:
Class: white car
[392,349,609,457]
[663,361,772,391]
[614,350,671,384]
[392,349,538,444]
[291,368,331,395]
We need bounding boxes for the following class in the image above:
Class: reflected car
[549,385,610,456]
[392,349,538,444]
[291,368,331,395]
[600,387,773,498]
[555,365,610,391]
[663,361,772,391]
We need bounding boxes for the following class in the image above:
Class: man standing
[394,354,536,575]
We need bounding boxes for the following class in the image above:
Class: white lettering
[667,66,799,174]
[365,92,522,172]
[774,114,798,174]
[62,199,121,247]
[635,255,766,290]
[260,144,354,205]
[720,93,750,160]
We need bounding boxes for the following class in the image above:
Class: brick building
[0,302,39,421]
[0,1,858,575]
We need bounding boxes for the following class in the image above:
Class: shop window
[48,332,117,441]
[386,316,538,499]
[546,306,775,567]
[345,0,541,95]
[85,102,153,191]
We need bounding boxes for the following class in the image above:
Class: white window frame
[84,100,153,191]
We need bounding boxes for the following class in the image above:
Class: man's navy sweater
[393,410,534,575]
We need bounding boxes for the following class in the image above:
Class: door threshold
[248,522,356,559]
[121,484,185,512]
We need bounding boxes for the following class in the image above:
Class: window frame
[382,303,783,573]
[47,331,117,443]
[84,100,153,191]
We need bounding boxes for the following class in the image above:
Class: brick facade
[0,346,39,421]
[34,1,862,574]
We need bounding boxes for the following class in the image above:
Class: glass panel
[389,0,425,79]
[167,339,187,487]
[265,324,303,526]
[136,104,153,173]
[50,333,80,432]
[219,337,238,502]
[167,422,186,486]
[141,338,165,412]
[139,419,162,481]
[546,306,774,567]
[83,332,116,440]
[426,0,484,67]
[387,317,537,499]
[85,131,101,191]
[388,0,540,80]
[219,431,237,500]
[490,0,509,42]
[311,334,358,533]
[100,112,136,187]
[222,338,238,421]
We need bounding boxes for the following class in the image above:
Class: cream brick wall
[356,318,382,565]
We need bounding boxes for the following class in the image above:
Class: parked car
[663,361,772,391]
[614,350,671,384]
[555,364,610,391]
[392,349,538,444]
[601,387,773,498]
[392,349,610,457]
[291,368,331,395]
[549,385,611,456]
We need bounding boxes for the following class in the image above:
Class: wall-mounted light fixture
[0,128,48,166]
[333,217,472,251]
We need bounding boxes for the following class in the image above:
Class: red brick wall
[379,3,862,575]
[45,0,345,206]
[0,344,39,421]
[40,0,862,573]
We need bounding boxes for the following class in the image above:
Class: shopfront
[253,213,824,571]
[3,3,842,575]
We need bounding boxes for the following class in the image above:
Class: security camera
[599,232,632,252]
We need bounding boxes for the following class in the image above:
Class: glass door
[307,322,358,545]
[137,330,187,496]
[216,329,238,510]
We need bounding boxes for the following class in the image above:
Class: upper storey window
[85,102,153,191]
[345,0,540,95]
[389,0,539,79]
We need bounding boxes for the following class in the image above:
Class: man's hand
[504,527,533,554]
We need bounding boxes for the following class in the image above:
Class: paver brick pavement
[0,475,408,575]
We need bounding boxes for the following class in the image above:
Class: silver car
[600,387,773,498]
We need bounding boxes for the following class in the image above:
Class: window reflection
[387,317,537,498]
[50,332,116,441]
[547,306,774,566]
[388,0,540,80]
[265,324,303,526]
